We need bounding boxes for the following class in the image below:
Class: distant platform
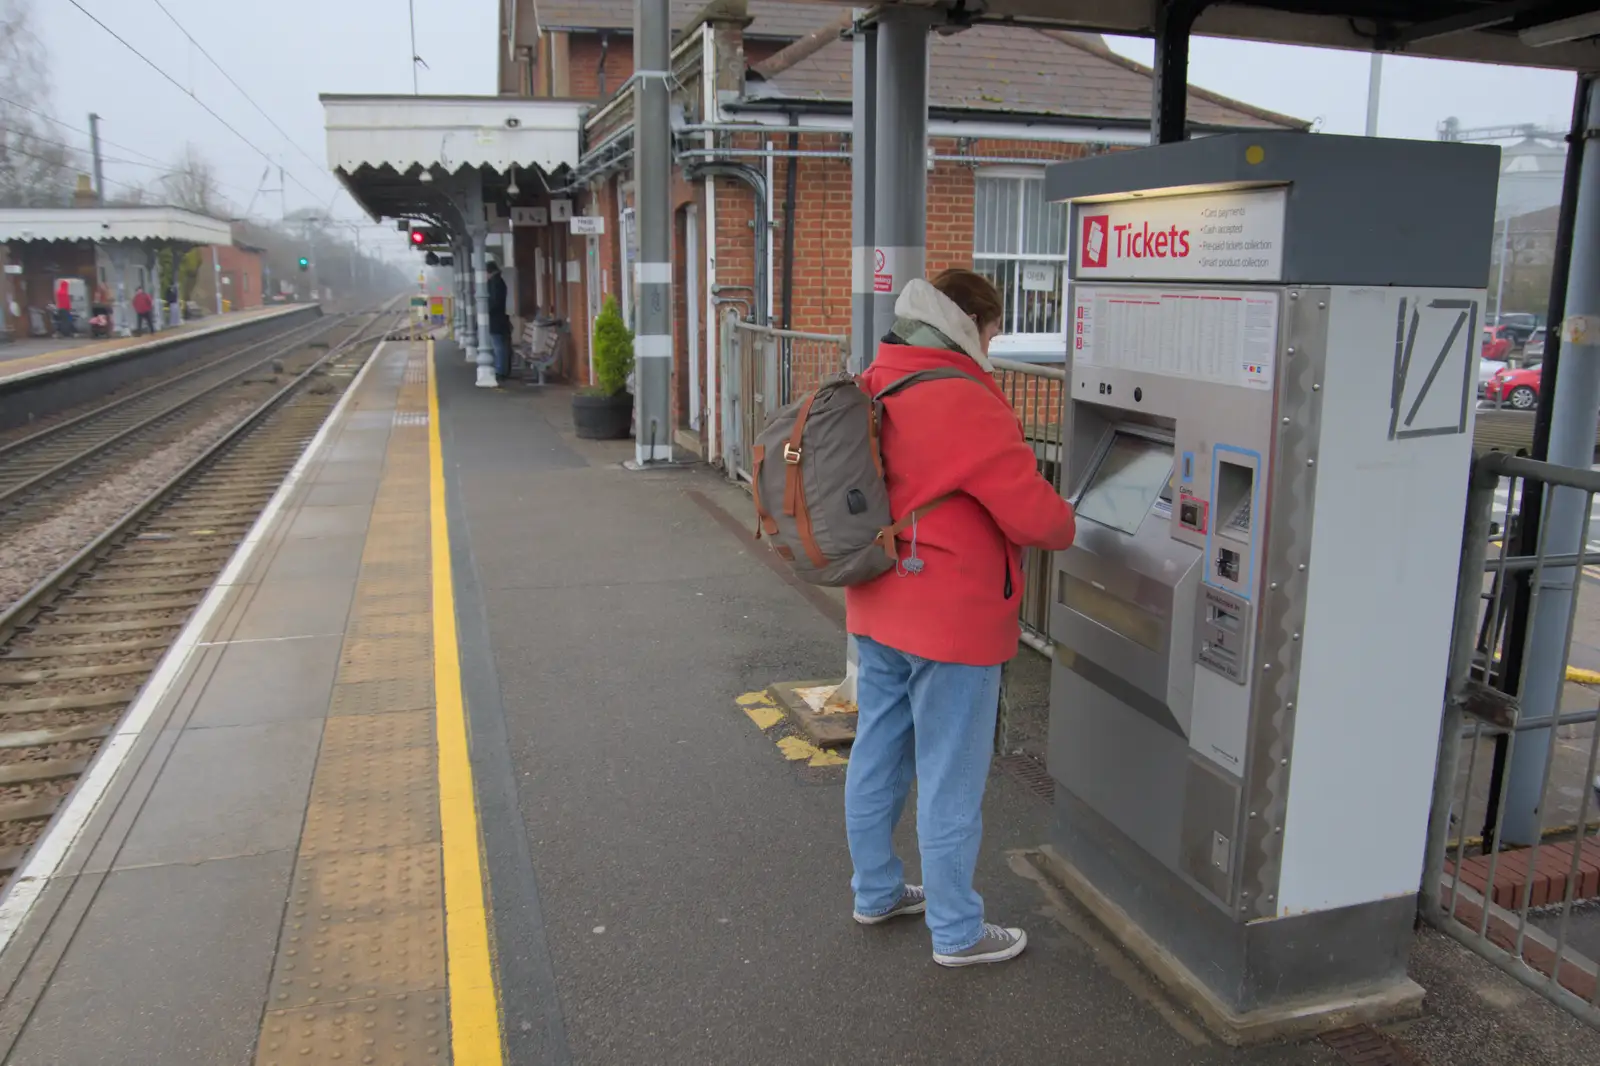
[0,304,314,387]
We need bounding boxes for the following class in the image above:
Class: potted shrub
[573,295,635,440]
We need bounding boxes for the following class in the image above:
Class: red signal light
[410,230,425,245]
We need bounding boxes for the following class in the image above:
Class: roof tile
[754,25,1299,128]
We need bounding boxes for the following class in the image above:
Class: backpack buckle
[783,443,803,465]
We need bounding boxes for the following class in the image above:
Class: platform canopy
[322,94,586,222]
[0,206,232,245]
[811,0,1600,70]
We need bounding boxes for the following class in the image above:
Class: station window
[972,170,1067,357]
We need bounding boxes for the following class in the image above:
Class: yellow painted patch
[736,691,772,706]
[744,704,783,730]
[775,734,849,768]
[776,735,816,761]
[1245,145,1265,165]
[428,339,506,1065]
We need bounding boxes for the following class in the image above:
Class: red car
[1484,363,1541,410]
[1482,325,1514,362]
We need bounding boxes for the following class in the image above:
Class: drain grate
[998,754,1055,804]
[1320,1026,1418,1065]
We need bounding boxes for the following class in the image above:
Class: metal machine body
[1044,133,1500,1016]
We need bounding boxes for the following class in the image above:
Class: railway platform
[0,305,313,388]
[0,337,1596,1065]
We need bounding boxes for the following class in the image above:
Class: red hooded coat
[846,338,1077,666]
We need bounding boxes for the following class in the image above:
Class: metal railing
[991,357,1067,650]
[721,313,848,480]
[1423,449,1600,1028]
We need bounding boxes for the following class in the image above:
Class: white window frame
[972,167,1068,360]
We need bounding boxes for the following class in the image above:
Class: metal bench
[513,316,564,385]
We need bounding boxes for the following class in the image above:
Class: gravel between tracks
[0,403,256,613]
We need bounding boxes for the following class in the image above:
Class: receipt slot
[1043,133,1499,1034]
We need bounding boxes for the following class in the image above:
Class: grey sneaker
[933,923,1028,968]
[853,885,927,925]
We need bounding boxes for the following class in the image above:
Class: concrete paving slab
[115,720,322,868]
[228,576,354,640]
[259,531,367,584]
[187,635,344,727]
[305,458,387,486]
[285,503,373,540]
[301,480,379,508]
[4,851,294,1066]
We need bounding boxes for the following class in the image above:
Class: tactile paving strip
[256,992,449,1066]
[301,745,438,855]
[338,636,435,684]
[329,679,435,717]
[268,907,445,1008]
[254,343,453,1065]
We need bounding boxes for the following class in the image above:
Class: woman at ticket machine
[843,269,1077,968]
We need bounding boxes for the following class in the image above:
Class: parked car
[1484,363,1541,410]
[1496,312,1541,348]
[1482,325,1514,362]
[1523,326,1546,362]
[1478,355,1509,397]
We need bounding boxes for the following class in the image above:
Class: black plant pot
[572,390,633,440]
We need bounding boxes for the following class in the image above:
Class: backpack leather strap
[750,444,779,539]
[782,392,819,516]
[780,392,827,568]
[875,494,955,560]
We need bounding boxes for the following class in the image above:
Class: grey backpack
[752,368,979,587]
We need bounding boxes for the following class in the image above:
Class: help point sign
[1074,187,1287,283]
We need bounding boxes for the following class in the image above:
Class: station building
[504,0,1302,460]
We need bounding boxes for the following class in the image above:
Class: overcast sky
[33,1,1580,259]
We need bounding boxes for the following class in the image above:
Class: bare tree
[160,143,229,217]
[0,0,80,207]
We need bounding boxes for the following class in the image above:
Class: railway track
[0,312,345,531]
[0,305,403,884]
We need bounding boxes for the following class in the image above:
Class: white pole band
[634,333,673,359]
[636,262,672,285]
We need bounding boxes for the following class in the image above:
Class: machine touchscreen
[1075,433,1174,537]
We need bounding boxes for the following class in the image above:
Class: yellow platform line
[428,338,506,1064]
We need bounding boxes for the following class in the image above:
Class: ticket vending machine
[1043,133,1500,1030]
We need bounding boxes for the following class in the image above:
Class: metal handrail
[991,356,1066,380]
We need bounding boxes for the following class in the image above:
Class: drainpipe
[780,112,799,403]
[689,162,768,325]
[701,22,720,468]
[597,31,611,97]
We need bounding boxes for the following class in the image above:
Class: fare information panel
[1071,285,1281,391]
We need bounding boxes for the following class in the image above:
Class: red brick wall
[579,129,1102,451]
[568,34,635,99]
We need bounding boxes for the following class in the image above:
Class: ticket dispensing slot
[1053,423,1201,737]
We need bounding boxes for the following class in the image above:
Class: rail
[1423,448,1600,1029]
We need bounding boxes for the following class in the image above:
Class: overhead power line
[146,0,334,183]
[65,0,324,203]
[0,101,254,195]
[0,92,169,168]
[1,142,151,197]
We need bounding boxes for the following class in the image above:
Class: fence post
[1421,459,1499,919]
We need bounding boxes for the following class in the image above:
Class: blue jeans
[845,635,1002,954]
[490,332,510,377]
